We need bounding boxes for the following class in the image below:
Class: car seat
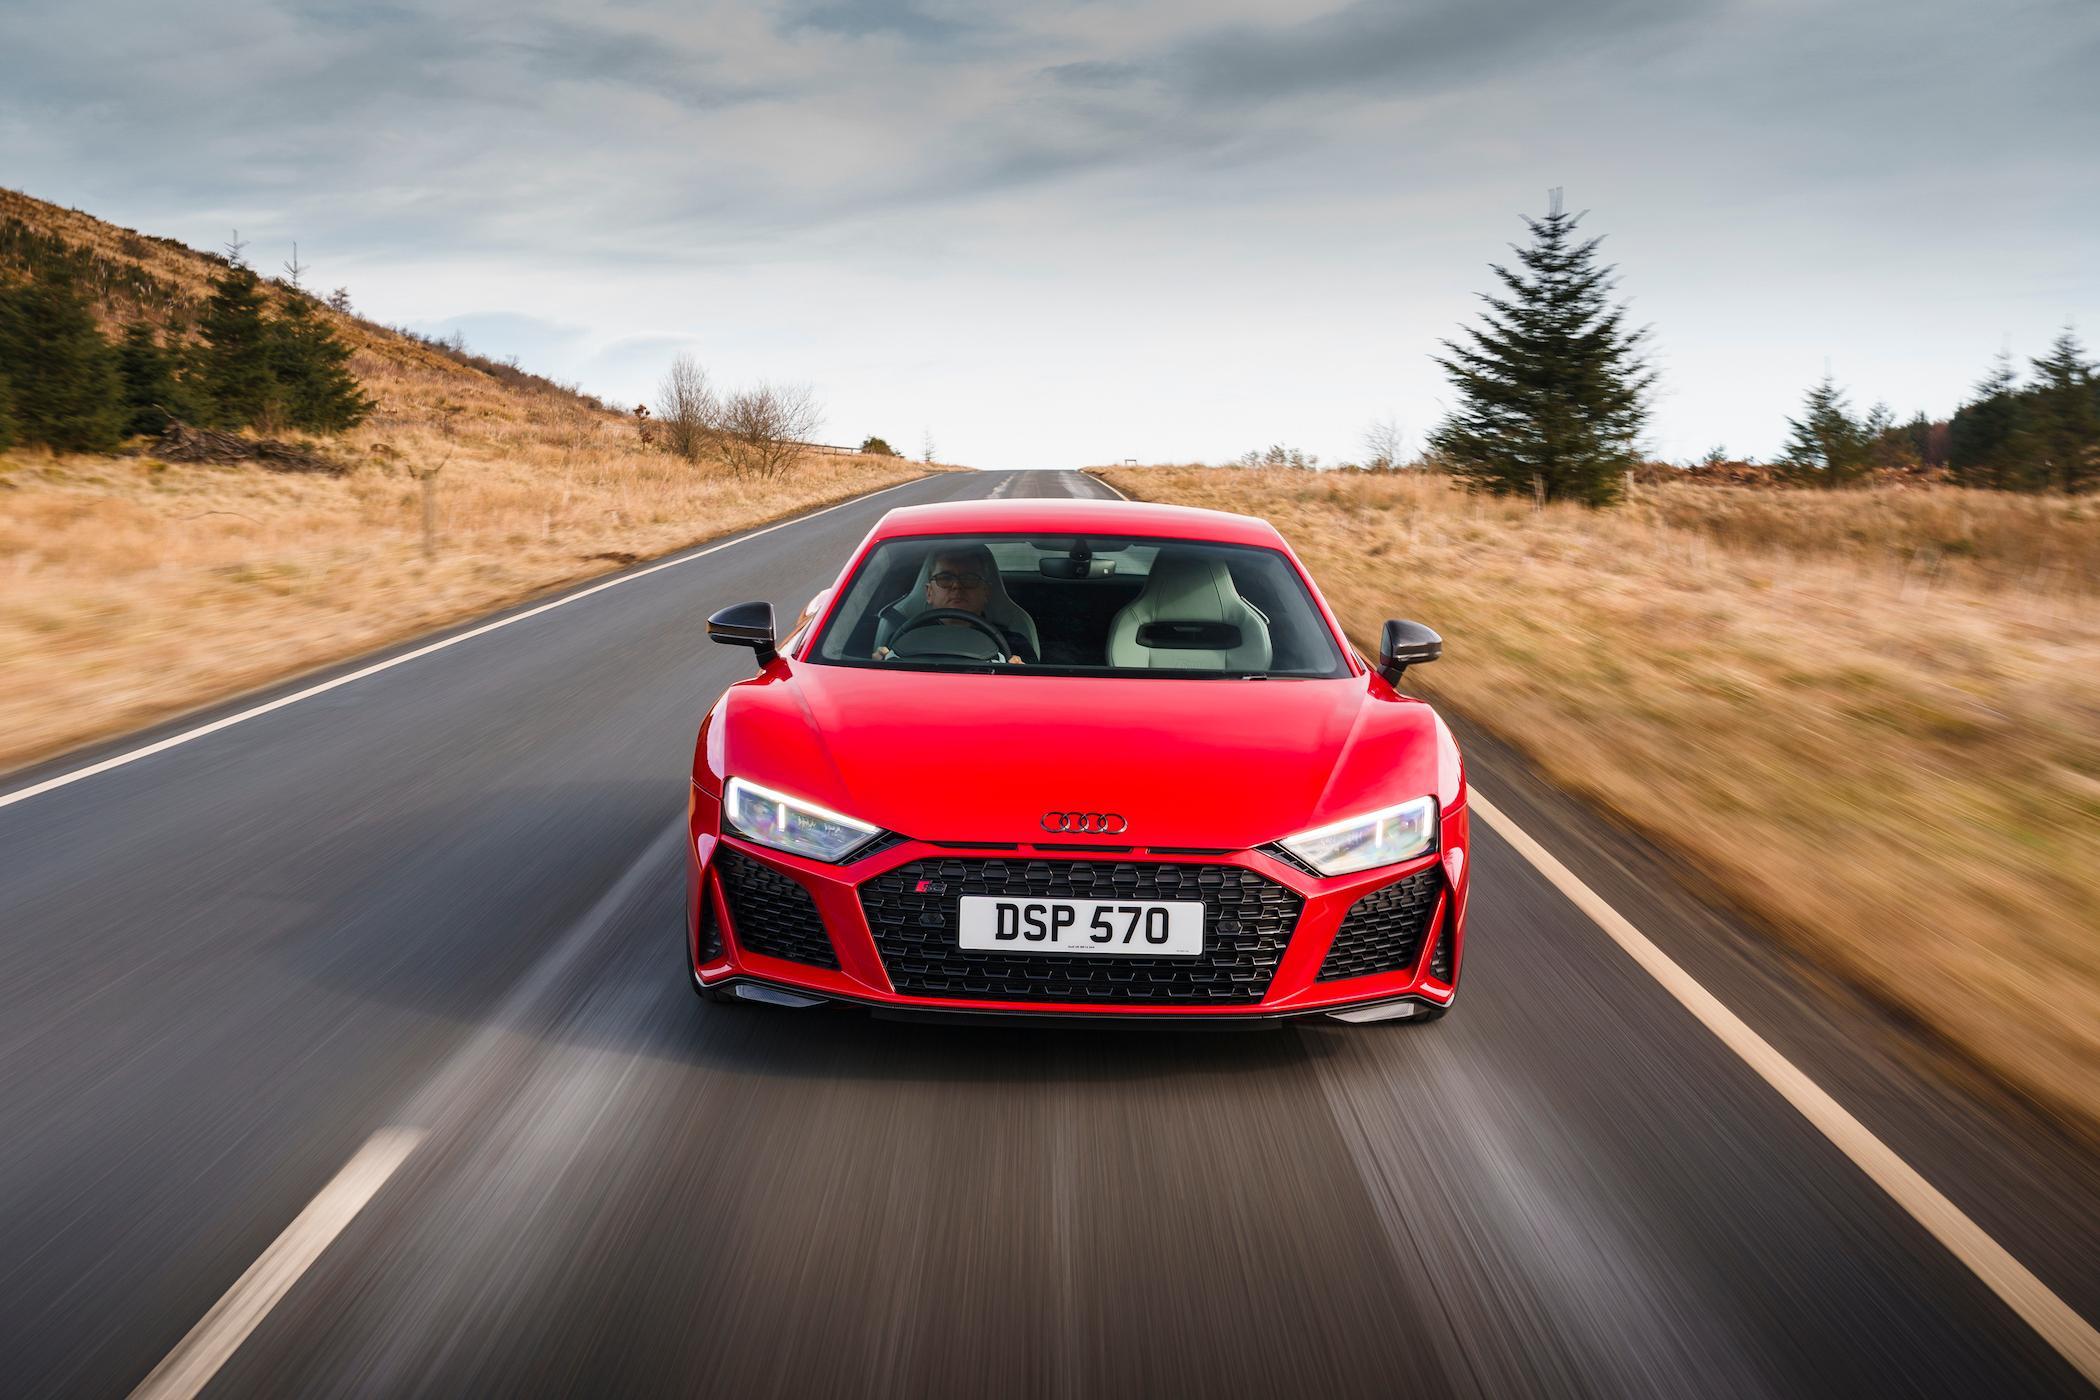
[1106,551,1272,671]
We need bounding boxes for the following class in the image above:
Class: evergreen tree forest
[1782,333,2098,491]
[0,232,371,455]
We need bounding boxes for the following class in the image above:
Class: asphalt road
[3,468,2097,1398]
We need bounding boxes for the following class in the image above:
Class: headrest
[1133,552,1244,622]
[1106,549,1272,670]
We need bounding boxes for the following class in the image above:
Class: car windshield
[808,533,1350,677]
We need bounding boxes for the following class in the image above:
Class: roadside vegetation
[0,188,937,773]
[1100,464,2100,1133]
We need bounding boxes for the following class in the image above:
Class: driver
[875,546,1037,665]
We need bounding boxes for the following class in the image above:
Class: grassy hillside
[1101,465,2100,1136]
[0,190,936,772]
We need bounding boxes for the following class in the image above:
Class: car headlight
[1279,796,1438,876]
[722,776,884,863]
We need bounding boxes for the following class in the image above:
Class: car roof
[869,493,1287,549]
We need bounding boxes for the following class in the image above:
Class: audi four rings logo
[1042,811,1128,834]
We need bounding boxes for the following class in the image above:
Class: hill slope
[0,189,935,773]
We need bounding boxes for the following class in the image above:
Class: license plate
[958,896,1204,957]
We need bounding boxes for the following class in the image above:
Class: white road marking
[0,476,933,811]
[1470,790,2100,1388]
[126,822,684,1397]
[127,1128,424,1400]
[393,820,684,1127]
[1082,470,1131,499]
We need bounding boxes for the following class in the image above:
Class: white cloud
[3,0,2095,466]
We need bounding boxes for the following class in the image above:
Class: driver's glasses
[929,571,986,590]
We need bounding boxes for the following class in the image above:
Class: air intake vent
[1428,911,1454,983]
[1317,869,1440,982]
[696,881,724,962]
[717,848,838,969]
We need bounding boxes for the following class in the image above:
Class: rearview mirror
[708,601,777,666]
[1377,619,1441,684]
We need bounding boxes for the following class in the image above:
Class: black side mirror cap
[708,601,778,666]
[1377,619,1442,685]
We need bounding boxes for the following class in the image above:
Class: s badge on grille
[1041,811,1128,834]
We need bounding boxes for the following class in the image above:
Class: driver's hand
[1006,655,1025,665]
[873,646,892,660]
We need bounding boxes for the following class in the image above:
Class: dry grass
[1102,466,2100,1134]
[1638,483,2100,593]
[0,357,932,774]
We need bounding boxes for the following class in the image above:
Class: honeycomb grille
[860,858,1302,1003]
[717,847,838,969]
[1317,868,1441,982]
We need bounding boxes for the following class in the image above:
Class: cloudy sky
[4,0,2095,468]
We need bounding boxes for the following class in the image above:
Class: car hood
[716,663,1457,851]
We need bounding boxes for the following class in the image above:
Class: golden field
[1,403,929,773]
[1100,466,2100,1133]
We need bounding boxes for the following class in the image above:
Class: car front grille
[859,857,1302,1004]
[717,847,838,969]
[1317,868,1440,982]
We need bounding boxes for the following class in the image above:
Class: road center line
[1469,791,2100,1388]
[0,473,941,812]
[126,1128,424,1400]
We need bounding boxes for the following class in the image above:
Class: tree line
[1421,191,2096,504]
[0,243,371,455]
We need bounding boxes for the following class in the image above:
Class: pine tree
[0,367,17,452]
[0,272,124,452]
[195,264,273,428]
[115,323,185,437]
[1429,192,1654,506]
[2025,329,2097,493]
[1948,351,2024,490]
[1781,375,1870,485]
[266,295,373,431]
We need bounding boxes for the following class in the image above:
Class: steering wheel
[886,608,1010,660]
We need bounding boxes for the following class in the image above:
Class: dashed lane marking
[127,1129,424,1400]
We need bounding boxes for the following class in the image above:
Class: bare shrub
[719,383,820,478]
[1362,416,1403,471]
[653,354,718,462]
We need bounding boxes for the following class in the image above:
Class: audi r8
[687,496,1468,1024]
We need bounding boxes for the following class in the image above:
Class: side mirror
[1377,619,1442,685]
[708,601,777,666]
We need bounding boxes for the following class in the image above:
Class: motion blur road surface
[3,470,2097,1398]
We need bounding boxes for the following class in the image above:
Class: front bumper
[686,790,1468,1021]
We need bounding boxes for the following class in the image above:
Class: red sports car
[687,496,1467,1024]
